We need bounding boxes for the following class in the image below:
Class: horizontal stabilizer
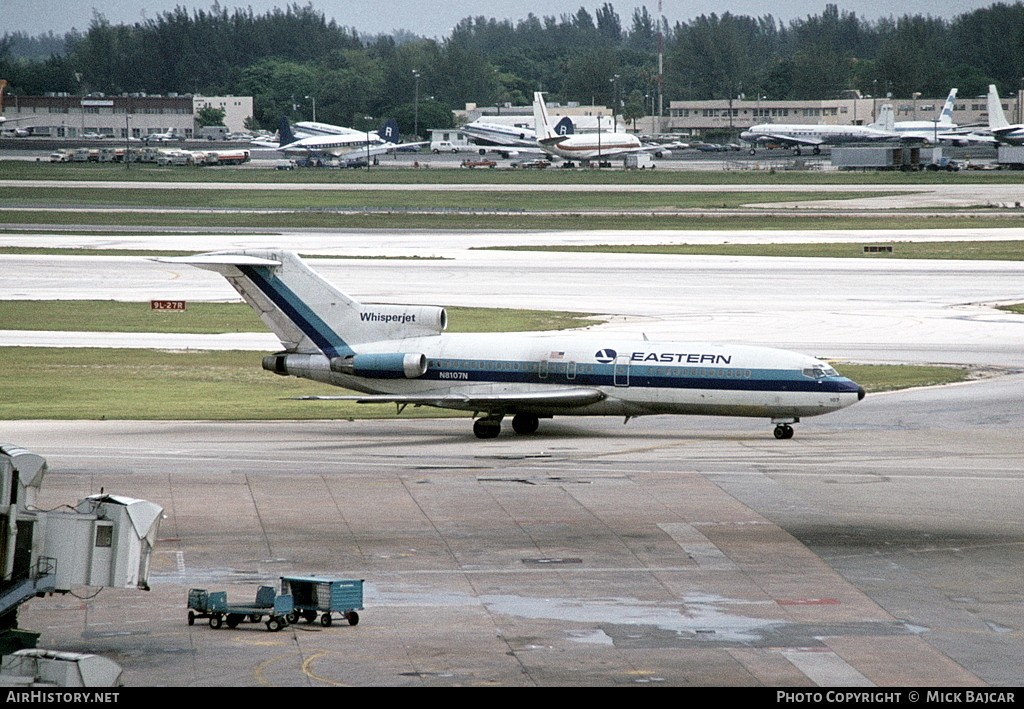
[153,254,281,267]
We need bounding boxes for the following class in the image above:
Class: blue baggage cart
[187,586,294,632]
[280,576,363,627]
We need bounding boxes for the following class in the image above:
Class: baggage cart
[280,576,363,627]
[187,586,293,632]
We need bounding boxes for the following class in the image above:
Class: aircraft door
[613,356,630,387]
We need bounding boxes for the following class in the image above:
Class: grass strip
[5,161,1024,185]
[0,347,466,420]
[0,301,602,334]
[834,363,970,392]
[997,303,1024,315]
[0,186,898,211]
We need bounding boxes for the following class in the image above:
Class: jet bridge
[0,445,163,653]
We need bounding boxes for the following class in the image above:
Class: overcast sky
[3,1,1002,39]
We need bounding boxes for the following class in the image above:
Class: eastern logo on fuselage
[631,351,733,364]
[594,349,617,363]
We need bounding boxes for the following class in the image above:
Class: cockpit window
[802,365,839,379]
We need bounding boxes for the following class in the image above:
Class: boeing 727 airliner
[157,251,865,439]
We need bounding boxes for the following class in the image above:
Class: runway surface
[2,219,1024,685]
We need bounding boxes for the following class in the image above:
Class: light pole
[304,95,316,123]
[125,99,131,171]
[1019,78,1024,124]
[611,74,620,132]
[412,70,421,140]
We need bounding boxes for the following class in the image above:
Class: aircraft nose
[857,386,866,401]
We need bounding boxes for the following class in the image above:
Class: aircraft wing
[938,130,998,145]
[334,141,428,160]
[290,387,607,410]
[752,133,823,148]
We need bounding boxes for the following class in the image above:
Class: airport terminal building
[2,94,253,139]
[463,91,1021,140]
[659,92,1021,137]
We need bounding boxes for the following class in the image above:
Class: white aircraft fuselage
[539,135,644,161]
[271,334,863,420]
[740,123,898,151]
[158,250,864,439]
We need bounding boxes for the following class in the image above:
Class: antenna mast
[657,0,664,125]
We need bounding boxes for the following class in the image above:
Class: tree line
[2,2,1024,134]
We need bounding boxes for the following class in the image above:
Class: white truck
[430,140,458,153]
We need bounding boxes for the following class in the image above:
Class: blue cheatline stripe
[240,265,354,358]
[423,359,861,393]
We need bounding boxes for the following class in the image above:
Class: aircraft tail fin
[553,116,574,136]
[377,118,400,143]
[153,250,447,355]
[533,92,557,141]
[938,88,958,126]
[871,103,895,132]
[987,85,1011,131]
[277,116,298,147]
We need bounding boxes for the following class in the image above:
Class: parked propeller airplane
[272,116,423,159]
[156,250,865,439]
[741,106,900,155]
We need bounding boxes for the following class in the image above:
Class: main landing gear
[472,413,541,439]
[773,424,795,439]
[473,416,502,439]
[772,417,799,439]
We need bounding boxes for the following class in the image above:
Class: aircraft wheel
[773,424,794,440]
[473,418,502,439]
[749,148,756,156]
[812,146,821,155]
[792,147,802,156]
[512,413,540,434]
